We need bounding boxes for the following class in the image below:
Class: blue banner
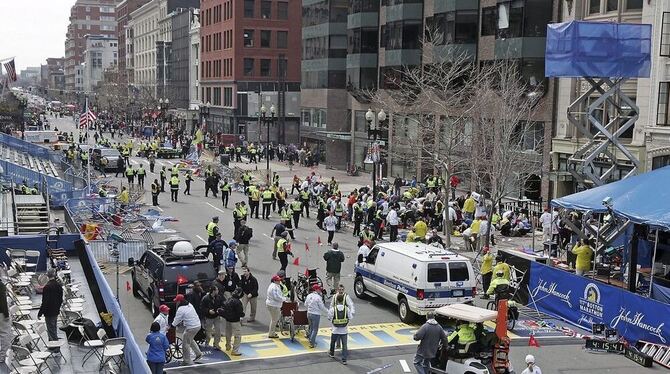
[528,262,670,345]
[0,133,60,162]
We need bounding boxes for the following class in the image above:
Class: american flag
[79,108,97,128]
[2,59,16,82]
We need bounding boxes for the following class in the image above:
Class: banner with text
[528,262,670,345]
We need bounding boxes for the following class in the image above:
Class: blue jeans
[307,313,320,346]
[147,361,164,374]
[413,354,431,374]
[329,333,348,361]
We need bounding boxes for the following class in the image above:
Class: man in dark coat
[38,269,63,350]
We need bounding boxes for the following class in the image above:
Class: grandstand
[0,142,60,178]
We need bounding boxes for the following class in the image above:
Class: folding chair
[5,349,38,374]
[99,337,126,370]
[81,326,107,366]
[11,345,48,374]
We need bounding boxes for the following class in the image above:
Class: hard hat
[525,354,535,364]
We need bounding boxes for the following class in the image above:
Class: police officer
[250,185,261,219]
[136,164,146,188]
[125,165,135,185]
[220,178,231,208]
[279,205,295,240]
[151,179,160,206]
[169,174,180,202]
[206,217,220,244]
[300,188,310,218]
[184,171,194,195]
[148,152,156,173]
[358,225,375,247]
[233,202,246,235]
[352,200,364,237]
[81,148,89,167]
[291,197,303,229]
[160,166,167,192]
[171,165,179,178]
[241,172,251,194]
[261,187,274,219]
[486,270,510,297]
[276,231,293,272]
[122,146,130,166]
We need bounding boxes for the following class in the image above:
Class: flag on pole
[2,59,17,82]
[79,101,97,128]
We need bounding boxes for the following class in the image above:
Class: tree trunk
[482,197,499,248]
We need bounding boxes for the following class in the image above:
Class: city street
[48,114,645,374]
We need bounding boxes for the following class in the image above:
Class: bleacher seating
[0,143,60,178]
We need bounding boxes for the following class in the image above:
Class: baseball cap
[173,294,185,303]
[159,305,170,314]
[271,275,282,282]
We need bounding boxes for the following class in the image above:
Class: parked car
[92,147,121,172]
[131,238,216,316]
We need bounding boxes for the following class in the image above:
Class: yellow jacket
[481,253,494,275]
[463,197,476,213]
[414,221,428,238]
[572,244,593,271]
[117,190,129,204]
[493,262,511,280]
[470,219,481,234]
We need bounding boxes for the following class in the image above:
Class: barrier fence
[88,239,147,263]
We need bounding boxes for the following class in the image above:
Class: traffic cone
[293,257,300,266]
[528,334,540,347]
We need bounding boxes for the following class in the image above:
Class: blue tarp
[551,166,670,231]
[545,21,651,78]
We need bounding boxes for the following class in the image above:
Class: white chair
[34,323,66,361]
[81,326,106,366]
[11,345,47,374]
[16,334,57,370]
[5,349,38,374]
[9,305,31,322]
[99,337,125,370]
[24,251,40,273]
[12,322,40,347]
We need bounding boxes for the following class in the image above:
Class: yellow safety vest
[206,222,217,237]
[276,238,287,253]
[300,191,309,200]
[332,297,349,327]
[251,189,261,201]
[137,168,146,176]
[262,190,273,200]
[170,177,179,189]
[291,201,302,212]
[220,183,230,192]
[125,167,134,176]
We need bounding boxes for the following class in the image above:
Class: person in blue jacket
[146,321,170,374]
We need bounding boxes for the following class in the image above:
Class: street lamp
[365,108,386,197]
[260,103,276,183]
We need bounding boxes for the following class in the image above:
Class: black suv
[131,240,216,316]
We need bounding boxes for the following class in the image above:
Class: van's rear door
[446,261,474,301]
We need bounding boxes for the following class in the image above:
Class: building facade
[168,7,200,122]
[82,35,119,92]
[127,0,160,97]
[64,0,121,93]
[116,0,151,85]
[199,0,302,144]
[189,9,201,119]
[550,0,659,199]
[300,0,557,200]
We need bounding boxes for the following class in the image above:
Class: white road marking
[399,359,411,372]
[130,159,138,165]
[153,206,163,212]
[195,235,208,244]
[206,202,225,213]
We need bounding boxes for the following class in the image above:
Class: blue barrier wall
[529,262,670,345]
[0,233,81,271]
[0,133,60,162]
[0,159,84,207]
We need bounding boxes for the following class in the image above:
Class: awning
[551,166,670,230]
[318,131,352,141]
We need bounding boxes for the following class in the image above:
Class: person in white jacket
[265,275,286,338]
[153,304,170,335]
[171,294,202,365]
[304,285,328,348]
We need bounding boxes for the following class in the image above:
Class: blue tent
[551,166,670,231]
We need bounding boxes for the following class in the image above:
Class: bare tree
[468,60,543,246]
[365,27,479,247]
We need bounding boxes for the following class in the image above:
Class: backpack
[221,298,240,321]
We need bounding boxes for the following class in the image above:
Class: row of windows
[243,58,287,77]
[588,0,642,15]
[350,0,379,13]
[202,1,233,27]
[303,36,347,60]
[348,28,378,54]
[381,20,422,50]
[201,58,233,79]
[201,86,234,107]
[480,1,551,39]
[426,11,477,45]
[244,29,289,49]
[302,70,346,89]
[244,0,289,20]
[303,1,348,27]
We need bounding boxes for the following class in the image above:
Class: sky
[0,0,73,72]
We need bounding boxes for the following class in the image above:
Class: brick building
[64,0,122,94]
[199,0,301,144]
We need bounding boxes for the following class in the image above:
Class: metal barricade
[88,239,147,263]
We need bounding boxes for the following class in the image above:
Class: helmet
[159,305,170,314]
[525,354,535,364]
[228,240,237,247]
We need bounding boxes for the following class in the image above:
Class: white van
[354,242,476,323]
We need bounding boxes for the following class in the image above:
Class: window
[498,1,523,39]
[454,10,477,44]
[652,155,670,170]
[349,28,378,53]
[627,0,643,10]
[277,2,288,19]
[244,0,254,17]
[244,30,254,47]
[213,87,221,106]
[481,7,497,36]
[662,13,670,57]
[224,87,233,107]
[330,3,348,22]
[524,0,551,38]
[261,1,272,19]
[589,0,600,14]
[244,58,254,76]
[658,82,670,126]
[427,263,448,282]
[277,57,287,78]
[261,30,271,47]
[607,0,618,11]
[260,59,271,76]
[448,262,470,282]
[277,31,288,48]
